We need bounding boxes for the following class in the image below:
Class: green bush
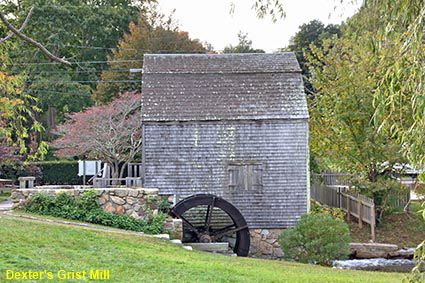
[23,190,165,234]
[279,213,351,266]
[31,161,83,185]
[1,161,84,185]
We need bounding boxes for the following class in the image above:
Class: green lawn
[0,216,405,283]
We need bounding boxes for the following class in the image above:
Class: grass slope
[0,216,404,283]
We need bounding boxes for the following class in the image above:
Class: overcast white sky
[157,0,362,53]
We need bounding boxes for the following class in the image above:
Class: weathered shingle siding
[143,119,308,228]
[142,72,308,122]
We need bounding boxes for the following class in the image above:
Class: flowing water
[334,258,415,273]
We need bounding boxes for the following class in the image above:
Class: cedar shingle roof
[141,53,308,122]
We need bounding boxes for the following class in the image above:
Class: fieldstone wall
[98,188,160,220]
[11,188,162,220]
[250,229,284,259]
[10,188,182,240]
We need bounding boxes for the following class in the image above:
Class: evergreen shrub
[279,213,351,266]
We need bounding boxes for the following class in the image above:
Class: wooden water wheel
[169,194,250,256]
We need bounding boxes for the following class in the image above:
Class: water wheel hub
[199,234,212,243]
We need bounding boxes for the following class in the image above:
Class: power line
[46,43,212,53]
[30,90,91,97]
[10,69,137,75]
[6,50,308,67]
[7,59,145,66]
[46,43,134,51]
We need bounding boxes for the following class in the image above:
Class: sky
[157,0,362,53]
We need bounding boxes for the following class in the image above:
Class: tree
[0,6,71,65]
[303,1,425,280]
[285,20,341,94]
[51,91,142,179]
[223,31,265,54]
[0,137,20,165]
[0,43,47,160]
[251,0,285,22]
[1,0,147,135]
[93,8,206,104]
[307,26,407,218]
[341,2,425,281]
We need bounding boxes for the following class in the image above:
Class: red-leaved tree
[0,137,20,165]
[51,91,142,179]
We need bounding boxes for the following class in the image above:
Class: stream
[333,258,415,273]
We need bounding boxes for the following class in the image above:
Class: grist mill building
[141,53,310,257]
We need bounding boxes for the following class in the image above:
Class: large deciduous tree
[51,91,142,179]
[307,33,407,218]
[93,8,206,104]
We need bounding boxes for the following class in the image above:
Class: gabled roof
[141,53,308,122]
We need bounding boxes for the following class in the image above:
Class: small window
[227,162,263,192]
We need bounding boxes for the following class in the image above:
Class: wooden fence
[93,177,142,188]
[317,172,354,187]
[313,173,410,209]
[311,182,376,241]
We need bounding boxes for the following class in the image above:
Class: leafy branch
[0,6,71,66]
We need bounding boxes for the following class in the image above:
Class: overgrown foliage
[279,213,351,266]
[23,190,165,234]
[353,177,410,221]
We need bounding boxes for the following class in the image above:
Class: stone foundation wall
[250,228,284,259]
[163,218,183,240]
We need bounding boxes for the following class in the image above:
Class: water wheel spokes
[169,194,250,256]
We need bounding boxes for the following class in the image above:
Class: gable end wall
[142,119,309,229]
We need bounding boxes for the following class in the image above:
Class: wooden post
[370,204,376,242]
[358,200,363,228]
[83,160,86,185]
[346,195,351,221]
[338,187,342,208]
